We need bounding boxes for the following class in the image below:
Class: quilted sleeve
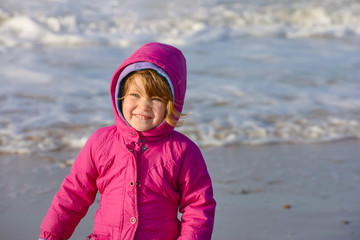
[39,132,100,240]
[177,141,216,240]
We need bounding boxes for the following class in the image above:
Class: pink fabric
[40,42,216,240]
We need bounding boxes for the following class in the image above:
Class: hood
[110,42,187,141]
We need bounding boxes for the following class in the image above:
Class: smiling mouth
[134,114,152,120]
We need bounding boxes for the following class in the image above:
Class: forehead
[126,74,145,90]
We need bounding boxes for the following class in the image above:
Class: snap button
[130,217,136,224]
[128,148,133,152]
[141,145,148,151]
[130,181,135,187]
[132,132,135,136]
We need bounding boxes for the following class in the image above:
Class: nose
[138,98,151,110]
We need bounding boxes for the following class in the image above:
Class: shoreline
[0,140,359,239]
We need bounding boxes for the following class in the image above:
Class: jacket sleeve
[39,133,100,240]
[177,141,216,240]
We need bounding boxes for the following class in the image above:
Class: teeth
[135,114,151,120]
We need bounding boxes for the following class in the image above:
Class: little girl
[39,42,216,240]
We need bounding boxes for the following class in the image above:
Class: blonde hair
[119,69,186,127]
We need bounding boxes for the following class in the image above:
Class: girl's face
[122,74,166,132]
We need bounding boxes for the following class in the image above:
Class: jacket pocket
[87,233,111,240]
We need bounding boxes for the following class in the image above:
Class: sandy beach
[0,140,359,240]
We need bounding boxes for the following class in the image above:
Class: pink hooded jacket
[40,42,216,240]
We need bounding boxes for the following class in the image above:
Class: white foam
[180,116,360,147]
[1,0,360,50]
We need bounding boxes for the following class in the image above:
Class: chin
[134,126,152,132]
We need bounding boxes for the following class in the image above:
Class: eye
[151,97,163,102]
[129,93,140,98]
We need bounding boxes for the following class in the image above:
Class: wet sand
[0,140,359,239]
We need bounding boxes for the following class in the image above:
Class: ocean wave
[1,117,359,155]
[182,117,360,147]
[0,0,360,50]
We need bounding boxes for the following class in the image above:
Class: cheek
[121,100,126,113]
[156,104,166,117]
[122,99,133,114]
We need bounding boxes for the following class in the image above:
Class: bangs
[141,70,173,102]
[122,69,173,102]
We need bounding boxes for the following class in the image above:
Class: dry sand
[0,140,359,239]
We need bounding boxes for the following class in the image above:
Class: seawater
[1,0,360,154]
